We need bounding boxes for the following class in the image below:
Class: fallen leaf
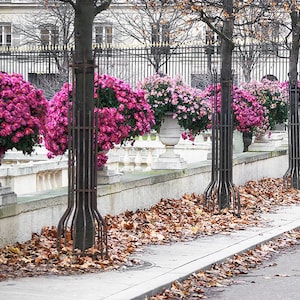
[275,273,290,277]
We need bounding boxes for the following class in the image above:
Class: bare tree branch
[58,0,76,10]
[94,0,112,15]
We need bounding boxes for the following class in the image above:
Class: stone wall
[0,150,288,247]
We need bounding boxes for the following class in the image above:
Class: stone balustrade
[107,132,212,173]
[0,150,68,195]
[0,130,288,195]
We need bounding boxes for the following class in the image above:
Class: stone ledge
[0,149,288,219]
[0,149,288,246]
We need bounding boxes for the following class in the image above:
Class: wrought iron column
[57,57,108,256]
[284,79,300,189]
[204,72,240,215]
[204,71,219,211]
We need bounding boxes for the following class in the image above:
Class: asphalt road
[206,243,300,300]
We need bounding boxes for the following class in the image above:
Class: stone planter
[249,132,276,151]
[242,131,253,152]
[152,113,187,170]
[97,167,121,185]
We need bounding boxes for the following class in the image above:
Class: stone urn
[158,112,181,147]
[242,131,253,152]
[152,112,187,170]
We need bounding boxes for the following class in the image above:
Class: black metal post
[204,70,219,211]
[204,72,240,215]
[284,78,300,188]
[56,0,110,254]
[56,56,108,256]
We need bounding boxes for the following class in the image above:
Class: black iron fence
[0,43,292,98]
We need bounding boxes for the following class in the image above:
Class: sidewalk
[1,205,300,300]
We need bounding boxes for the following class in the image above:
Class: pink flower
[203,83,265,133]
[44,74,155,169]
[137,74,211,140]
[241,79,288,131]
[0,72,48,155]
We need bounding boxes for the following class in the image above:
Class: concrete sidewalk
[1,205,300,300]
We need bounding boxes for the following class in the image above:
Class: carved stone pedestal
[0,186,17,206]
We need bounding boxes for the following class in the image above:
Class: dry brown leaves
[240,177,299,212]
[0,177,299,282]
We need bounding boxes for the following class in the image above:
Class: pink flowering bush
[95,74,154,141]
[43,82,70,157]
[0,72,48,156]
[202,83,265,133]
[43,74,155,168]
[136,74,210,140]
[241,79,289,131]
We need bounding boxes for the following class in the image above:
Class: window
[151,22,170,45]
[0,24,11,47]
[151,22,170,55]
[94,24,113,44]
[205,26,220,54]
[205,28,215,46]
[40,25,59,46]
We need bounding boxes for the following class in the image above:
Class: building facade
[0,0,293,97]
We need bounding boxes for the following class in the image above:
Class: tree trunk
[73,0,96,250]
[286,9,300,189]
[56,0,111,252]
[242,65,251,83]
[219,0,235,209]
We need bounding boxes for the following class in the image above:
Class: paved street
[207,243,300,300]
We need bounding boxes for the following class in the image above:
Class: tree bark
[286,9,300,188]
[73,0,96,250]
[219,0,235,208]
[56,0,111,252]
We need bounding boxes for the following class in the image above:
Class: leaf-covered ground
[0,177,299,282]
